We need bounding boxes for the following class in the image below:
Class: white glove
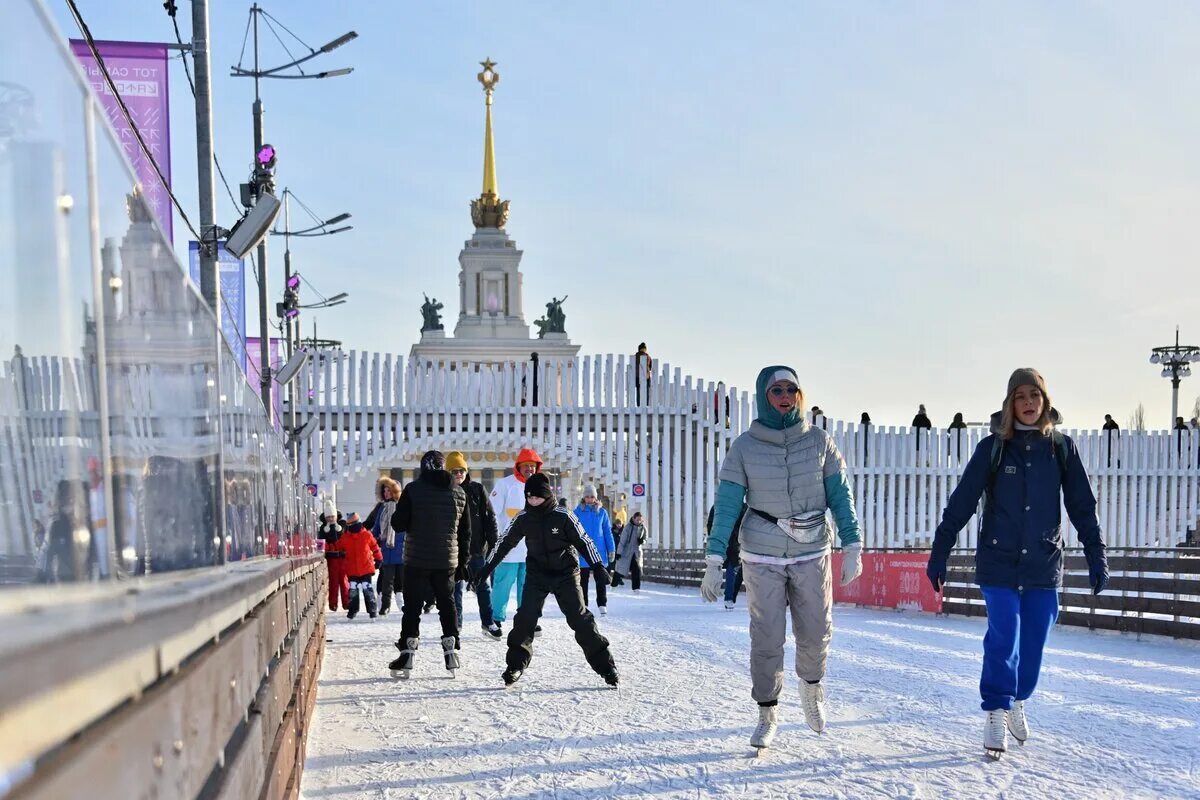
[700,555,724,602]
[840,544,863,587]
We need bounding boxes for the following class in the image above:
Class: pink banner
[833,551,942,613]
[70,39,173,240]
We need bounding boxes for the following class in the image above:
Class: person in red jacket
[331,512,384,620]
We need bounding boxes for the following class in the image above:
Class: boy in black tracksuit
[474,472,618,687]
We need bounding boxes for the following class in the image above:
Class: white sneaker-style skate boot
[800,681,827,733]
[724,600,736,610]
[984,709,1009,759]
[441,635,460,677]
[750,705,778,749]
[1007,700,1028,743]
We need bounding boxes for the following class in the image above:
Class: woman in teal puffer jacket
[701,365,863,751]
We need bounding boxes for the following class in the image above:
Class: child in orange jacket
[332,512,384,619]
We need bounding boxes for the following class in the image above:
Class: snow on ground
[301,583,1200,800]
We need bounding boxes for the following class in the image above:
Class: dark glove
[455,564,470,583]
[926,555,947,592]
[592,564,611,587]
[1087,552,1109,595]
[473,564,494,589]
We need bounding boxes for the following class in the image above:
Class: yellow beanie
[445,451,468,472]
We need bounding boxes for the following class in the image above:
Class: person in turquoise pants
[488,447,543,633]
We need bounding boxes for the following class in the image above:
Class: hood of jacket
[755,365,803,431]
[513,447,544,484]
[376,476,401,502]
[989,407,1063,435]
[419,469,453,489]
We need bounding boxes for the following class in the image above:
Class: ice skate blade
[446,670,456,679]
[390,669,411,680]
[751,746,769,758]
[985,748,1004,761]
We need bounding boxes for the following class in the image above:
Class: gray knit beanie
[1006,368,1047,400]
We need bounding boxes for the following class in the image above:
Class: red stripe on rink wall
[831,552,942,613]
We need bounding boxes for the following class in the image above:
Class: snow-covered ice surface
[301,584,1200,799]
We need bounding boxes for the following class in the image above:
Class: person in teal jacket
[574,484,615,614]
[701,365,863,751]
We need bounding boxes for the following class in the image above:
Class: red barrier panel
[832,552,942,612]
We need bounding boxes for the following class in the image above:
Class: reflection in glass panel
[0,0,314,586]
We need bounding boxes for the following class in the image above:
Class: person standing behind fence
[574,484,615,614]
[700,366,863,751]
[613,511,647,591]
[365,477,404,616]
[912,405,932,429]
[925,367,1108,760]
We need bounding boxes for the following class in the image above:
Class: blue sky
[50,1,1200,428]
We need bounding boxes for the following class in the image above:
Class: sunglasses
[768,385,800,397]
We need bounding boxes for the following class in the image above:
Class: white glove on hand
[700,555,724,602]
[840,544,863,587]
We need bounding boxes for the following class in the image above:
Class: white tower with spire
[410,59,578,366]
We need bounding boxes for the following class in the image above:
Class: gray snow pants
[743,555,833,705]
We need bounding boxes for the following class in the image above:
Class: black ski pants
[578,565,608,607]
[377,563,403,613]
[628,559,642,591]
[506,567,615,676]
[399,565,457,643]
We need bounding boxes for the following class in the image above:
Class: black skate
[482,622,503,641]
[502,667,523,687]
[602,669,619,689]
[533,625,543,638]
[442,635,460,677]
[389,637,418,680]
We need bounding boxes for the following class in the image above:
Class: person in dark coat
[1101,414,1119,431]
[474,473,618,688]
[926,368,1107,759]
[445,451,501,640]
[387,451,471,678]
[365,477,404,615]
[706,502,747,608]
[45,479,90,583]
[912,405,932,429]
[948,412,968,430]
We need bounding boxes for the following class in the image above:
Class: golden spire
[471,58,509,229]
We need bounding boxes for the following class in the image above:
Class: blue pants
[979,586,1059,711]
[455,555,494,628]
[491,561,526,623]
[724,565,743,603]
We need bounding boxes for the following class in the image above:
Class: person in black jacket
[474,472,619,688]
[445,451,501,640]
[387,451,472,679]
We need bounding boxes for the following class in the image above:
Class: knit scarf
[378,500,397,547]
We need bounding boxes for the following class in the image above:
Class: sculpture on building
[534,295,567,338]
[420,294,444,332]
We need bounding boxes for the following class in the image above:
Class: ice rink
[301,582,1200,799]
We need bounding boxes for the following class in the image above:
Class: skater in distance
[701,366,863,751]
[926,368,1108,759]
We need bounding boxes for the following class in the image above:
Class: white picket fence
[294,350,1200,552]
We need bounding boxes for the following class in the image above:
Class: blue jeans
[724,565,743,603]
[455,555,494,628]
[491,561,526,623]
[979,586,1059,711]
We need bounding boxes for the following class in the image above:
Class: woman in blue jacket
[927,368,1108,759]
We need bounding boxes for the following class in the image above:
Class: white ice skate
[1007,700,1028,744]
[599,606,608,616]
[984,709,1009,759]
[441,635,460,678]
[724,600,735,610]
[389,637,418,680]
[800,681,827,733]
[750,705,778,750]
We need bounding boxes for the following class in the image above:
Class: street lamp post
[271,187,351,456]
[1149,327,1200,428]
[230,4,356,421]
